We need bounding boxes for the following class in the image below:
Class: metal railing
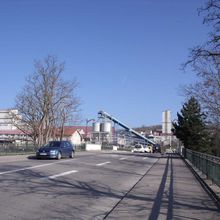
[0,143,87,156]
[0,144,37,155]
[186,149,220,187]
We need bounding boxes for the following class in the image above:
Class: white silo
[101,122,111,133]
[100,122,112,143]
[93,122,100,133]
[162,110,172,134]
[103,122,112,133]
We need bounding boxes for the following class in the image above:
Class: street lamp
[85,118,95,142]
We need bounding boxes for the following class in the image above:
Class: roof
[65,126,93,132]
[0,126,93,137]
[0,130,27,135]
[58,127,81,136]
[61,126,92,135]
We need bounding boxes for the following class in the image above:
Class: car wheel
[57,152,62,160]
[70,151,75,158]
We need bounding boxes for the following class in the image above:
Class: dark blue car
[36,141,75,160]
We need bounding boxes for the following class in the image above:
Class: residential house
[56,126,83,145]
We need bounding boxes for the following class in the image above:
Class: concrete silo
[161,110,173,148]
[100,122,112,133]
[93,122,100,133]
[162,110,172,135]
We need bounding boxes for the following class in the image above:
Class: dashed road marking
[119,157,127,160]
[46,170,78,179]
[0,160,73,175]
[0,163,56,175]
[96,161,111,166]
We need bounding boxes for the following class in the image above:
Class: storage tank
[93,122,100,132]
[100,122,111,133]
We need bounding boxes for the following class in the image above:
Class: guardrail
[0,143,86,156]
[186,149,220,187]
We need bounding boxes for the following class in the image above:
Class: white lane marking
[143,157,149,160]
[0,160,71,175]
[46,170,78,179]
[96,161,111,166]
[119,157,127,160]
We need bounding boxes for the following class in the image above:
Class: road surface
[0,151,219,219]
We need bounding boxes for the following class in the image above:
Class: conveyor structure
[98,110,156,145]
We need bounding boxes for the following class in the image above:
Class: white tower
[162,110,172,134]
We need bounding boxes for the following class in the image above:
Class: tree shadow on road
[0,154,219,219]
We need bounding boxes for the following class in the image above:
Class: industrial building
[0,109,28,144]
[0,109,87,146]
[0,109,20,130]
[0,109,177,148]
[88,110,178,148]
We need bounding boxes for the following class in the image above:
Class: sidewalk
[106,154,220,220]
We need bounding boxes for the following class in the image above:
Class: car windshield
[135,145,142,149]
[44,141,62,148]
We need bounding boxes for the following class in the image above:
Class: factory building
[0,109,30,144]
[0,109,178,148]
[92,121,113,144]
[0,109,20,130]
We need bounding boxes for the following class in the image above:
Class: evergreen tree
[172,97,210,153]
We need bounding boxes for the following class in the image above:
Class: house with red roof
[0,119,93,146]
[55,126,85,145]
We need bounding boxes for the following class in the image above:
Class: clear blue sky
[0,0,208,127]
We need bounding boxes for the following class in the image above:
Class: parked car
[36,141,75,160]
[131,144,146,153]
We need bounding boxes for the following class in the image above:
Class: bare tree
[184,0,220,121]
[183,0,220,155]
[184,57,220,123]
[186,0,220,64]
[13,55,80,146]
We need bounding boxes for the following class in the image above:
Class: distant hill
[133,125,162,135]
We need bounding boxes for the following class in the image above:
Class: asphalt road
[0,151,219,220]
